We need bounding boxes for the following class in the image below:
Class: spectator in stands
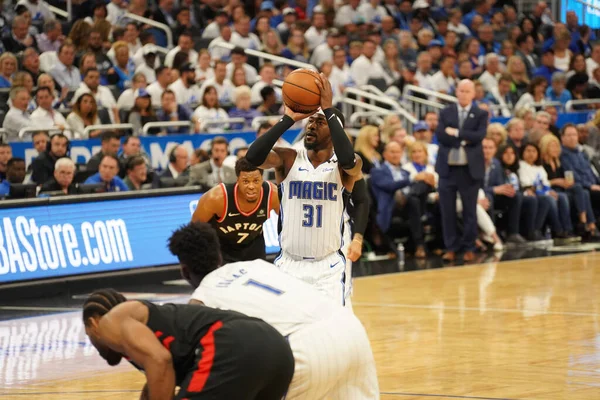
[11,72,36,112]
[231,15,261,51]
[31,130,49,155]
[0,53,18,88]
[129,89,158,136]
[250,64,281,104]
[261,29,284,61]
[506,56,529,98]
[107,0,127,25]
[226,47,258,86]
[381,40,402,82]
[256,86,278,116]
[50,43,81,91]
[123,155,148,190]
[75,68,120,124]
[540,134,597,238]
[85,154,128,192]
[228,86,261,130]
[162,145,189,179]
[31,87,67,131]
[169,63,203,107]
[478,53,501,95]
[0,144,12,182]
[429,55,457,94]
[534,49,560,84]
[3,87,32,142]
[304,8,327,51]
[515,107,535,136]
[354,125,382,174]
[147,66,171,108]
[2,15,37,54]
[174,7,201,43]
[17,0,55,25]
[397,31,417,66]
[0,158,26,196]
[567,54,588,80]
[68,20,92,56]
[134,44,158,83]
[86,29,118,85]
[190,148,209,166]
[87,131,122,173]
[277,7,297,44]
[188,136,235,188]
[201,9,229,40]
[231,66,248,87]
[412,121,438,166]
[587,43,600,83]
[485,74,517,117]
[153,0,177,30]
[166,30,198,68]
[192,86,229,133]
[331,46,353,89]
[486,123,507,147]
[576,124,597,161]
[157,90,197,134]
[208,25,233,61]
[112,41,135,90]
[84,1,108,26]
[545,72,571,106]
[553,29,572,71]
[528,111,552,145]
[515,77,547,110]
[66,93,101,139]
[477,24,499,54]
[31,133,68,184]
[40,157,78,195]
[584,113,600,155]
[560,123,600,228]
[310,28,340,68]
[463,38,483,75]
[118,135,150,172]
[21,48,41,84]
[117,72,147,110]
[195,50,214,85]
[350,40,393,88]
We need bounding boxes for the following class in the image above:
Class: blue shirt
[560,146,599,188]
[157,105,193,134]
[463,10,491,29]
[84,173,129,192]
[533,65,562,84]
[0,75,11,88]
[545,86,572,105]
[0,180,10,196]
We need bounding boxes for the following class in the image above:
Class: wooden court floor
[1,252,599,399]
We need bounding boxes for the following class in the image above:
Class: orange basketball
[282,69,321,114]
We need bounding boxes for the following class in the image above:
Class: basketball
[282,69,321,114]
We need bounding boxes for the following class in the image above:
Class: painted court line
[0,306,79,312]
[381,392,518,400]
[353,302,600,317]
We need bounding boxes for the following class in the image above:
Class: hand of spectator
[57,35,66,43]
[423,173,436,187]
[493,184,514,197]
[23,36,33,47]
[284,104,313,122]
[524,188,535,197]
[445,127,458,137]
[564,179,574,188]
[314,73,333,110]
[548,190,558,200]
[591,184,600,191]
[414,172,426,181]
[478,197,490,210]
[60,86,69,101]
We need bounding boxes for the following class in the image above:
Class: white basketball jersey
[279,148,346,259]
[191,260,341,337]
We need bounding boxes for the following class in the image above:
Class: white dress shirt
[116,88,136,110]
[2,108,31,141]
[30,106,67,129]
[146,81,168,107]
[349,55,393,87]
[135,63,157,82]
[357,3,387,23]
[165,46,198,68]
[192,106,230,132]
[478,70,500,95]
[49,61,81,90]
[169,79,203,106]
[208,36,232,61]
[304,27,327,51]
[310,43,334,67]
[430,71,456,94]
[334,5,360,27]
[230,32,261,51]
[251,80,282,104]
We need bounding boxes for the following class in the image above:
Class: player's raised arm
[246,106,309,170]
[313,73,362,177]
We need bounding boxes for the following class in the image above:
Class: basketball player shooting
[191,157,278,263]
[168,222,380,399]
[82,289,294,400]
[246,73,368,306]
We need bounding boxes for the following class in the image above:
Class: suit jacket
[434,102,487,181]
[369,163,411,232]
[482,158,507,199]
[516,50,539,77]
[187,161,236,189]
[2,34,37,54]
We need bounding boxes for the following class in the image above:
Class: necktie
[459,109,466,129]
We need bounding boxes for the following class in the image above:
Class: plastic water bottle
[509,173,519,191]
[397,243,405,267]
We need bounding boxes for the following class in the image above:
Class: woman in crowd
[553,29,572,71]
[354,125,382,174]
[499,39,515,65]
[38,73,70,109]
[79,52,99,77]
[128,89,158,136]
[117,72,147,110]
[507,56,529,98]
[228,85,262,130]
[261,29,284,67]
[401,141,438,258]
[0,52,17,88]
[66,93,101,139]
[463,37,483,75]
[520,17,541,42]
[281,28,310,63]
[540,134,597,237]
[398,31,418,64]
[519,143,571,239]
[515,77,548,110]
[381,40,402,82]
[231,66,248,87]
[566,54,588,79]
[195,50,214,85]
[113,41,135,90]
[442,31,458,58]
[486,123,508,147]
[515,107,536,136]
[68,20,92,54]
[192,85,229,133]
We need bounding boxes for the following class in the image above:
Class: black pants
[176,319,295,400]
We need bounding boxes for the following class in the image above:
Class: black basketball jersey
[132,301,250,385]
[209,182,272,262]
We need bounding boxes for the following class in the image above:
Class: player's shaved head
[169,222,222,288]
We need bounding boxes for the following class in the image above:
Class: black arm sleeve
[323,108,356,170]
[349,178,370,237]
[246,115,295,166]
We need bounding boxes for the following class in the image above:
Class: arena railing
[341,97,417,131]
[82,123,134,139]
[565,99,600,112]
[202,118,246,130]
[348,111,387,128]
[19,127,63,140]
[48,5,68,19]
[402,84,458,104]
[251,116,280,130]
[342,87,416,129]
[213,42,317,70]
[142,121,192,135]
[125,13,174,50]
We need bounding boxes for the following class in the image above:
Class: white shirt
[310,43,334,67]
[2,108,31,141]
[106,2,125,25]
[65,113,100,139]
[192,106,230,132]
[196,66,215,83]
[165,46,198,68]
[208,36,232,61]
[304,26,327,51]
[448,22,471,36]
[401,162,438,185]
[200,78,235,105]
[587,57,600,83]
[251,80,282,104]
[201,21,221,39]
[518,160,551,189]
[349,55,393,87]
[30,106,66,129]
[116,88,136,110]
[168,163,181,179]
[430,71,456,94]
[230,32,261,51]
[478,70,500,94]
[17,0,54,22]
[334,4,360,27]
[146,81,168,107]
[135,63,156,82]
[357,2,387,23]
[226,63,258,85]
[415,70,432,90]
[72,83,117,122]
[169,78,203,106]
[332,64,354,88]
[133,47,161,68]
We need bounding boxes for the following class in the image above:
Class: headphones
[46,133,71,155]
[169,145,179,163]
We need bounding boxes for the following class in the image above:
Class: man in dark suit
[435,79,487,262]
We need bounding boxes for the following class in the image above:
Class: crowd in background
[0,0,600,257]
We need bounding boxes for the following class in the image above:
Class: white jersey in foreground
[191,260,379,399]
[279,147,346,259]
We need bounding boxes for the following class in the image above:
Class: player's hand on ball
[314,73,334,110]
[348,239,362,262]
[284,104,314,122]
